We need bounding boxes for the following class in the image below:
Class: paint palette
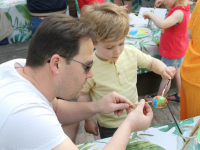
[127,27,151,39]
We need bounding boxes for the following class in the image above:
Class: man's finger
[114,103,129,112]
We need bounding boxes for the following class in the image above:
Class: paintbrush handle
[167,104,185,142]
[130,101,152,107]
[180,119,200,150]
[161,79,170,97]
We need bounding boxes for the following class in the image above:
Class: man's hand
[161,66,176,79]
[124,99,153,132]
[96,92,133,116]
[84,118,99,136]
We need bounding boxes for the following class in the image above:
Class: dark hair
[26,14,96,67]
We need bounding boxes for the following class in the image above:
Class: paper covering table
[77,116,200,150]
[125,27,161,74]
[0,0,32,44]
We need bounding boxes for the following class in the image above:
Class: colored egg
[129,30,138,36]
[152,96,168,108]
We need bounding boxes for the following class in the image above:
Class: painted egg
[152,96,168,108]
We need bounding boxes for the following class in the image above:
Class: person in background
[143,0,191,102]
[27,0,68,34]
[79,2,176,139]
[0,9,14,45]
[180,0,200,120]
[0,14,153,150]
[113,0,132,13]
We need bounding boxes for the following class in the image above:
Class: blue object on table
[129,30,138,36]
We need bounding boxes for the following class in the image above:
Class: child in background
[78,2,176,139]
[143,0,191,102]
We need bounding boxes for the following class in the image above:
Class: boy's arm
[146,57,176,79]
[143,10,184,29]
[77,92,99,136]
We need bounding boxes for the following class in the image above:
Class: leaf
[15,5,31,21]
[154,118,194,135]
[4,12,12,24]
[126,42,134,46]
[78,143,89,149]
[142,45,148,52]
[126,141,166,150]
[132,132,138,139]
[139,134,154,136]
[24,35,32,41]
[83,144,95,150]
[14,17,19,26]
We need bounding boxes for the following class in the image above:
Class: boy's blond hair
[81,2,129,43]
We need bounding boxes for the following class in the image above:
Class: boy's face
[95,38,126,62]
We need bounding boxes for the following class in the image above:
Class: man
[0,14,153,149]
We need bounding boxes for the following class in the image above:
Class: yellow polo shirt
[82,45,152,128]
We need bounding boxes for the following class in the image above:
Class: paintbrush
[161,79,185,142]
[167,104,185,142]
[161,79,170,97]
[129,101,152,107]
[180,119,200,150]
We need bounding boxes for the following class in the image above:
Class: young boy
[78,2,176,139]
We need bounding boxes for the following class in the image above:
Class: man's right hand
[124,99,153,132]
[84,118,99,136]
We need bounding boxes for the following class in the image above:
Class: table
[0,0,32,44]
[125,27,161,74]
[77,116,200,150]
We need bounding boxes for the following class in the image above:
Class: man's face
[59,37,94,100]
[95,38,125,62]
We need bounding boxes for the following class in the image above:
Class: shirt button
[118,72,120,75]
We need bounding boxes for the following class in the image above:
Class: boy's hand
[155,0,165,7]
[143,11,150,19]
[161,66,176,79]
[84,118,99,136]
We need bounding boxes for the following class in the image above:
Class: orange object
[180,0,200,120]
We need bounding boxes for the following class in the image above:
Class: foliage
[153,118,194,135]
[126,140,165,150]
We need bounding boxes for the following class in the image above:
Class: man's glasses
[47,55,93,74]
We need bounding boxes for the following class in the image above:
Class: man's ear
[49,54,61,75]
